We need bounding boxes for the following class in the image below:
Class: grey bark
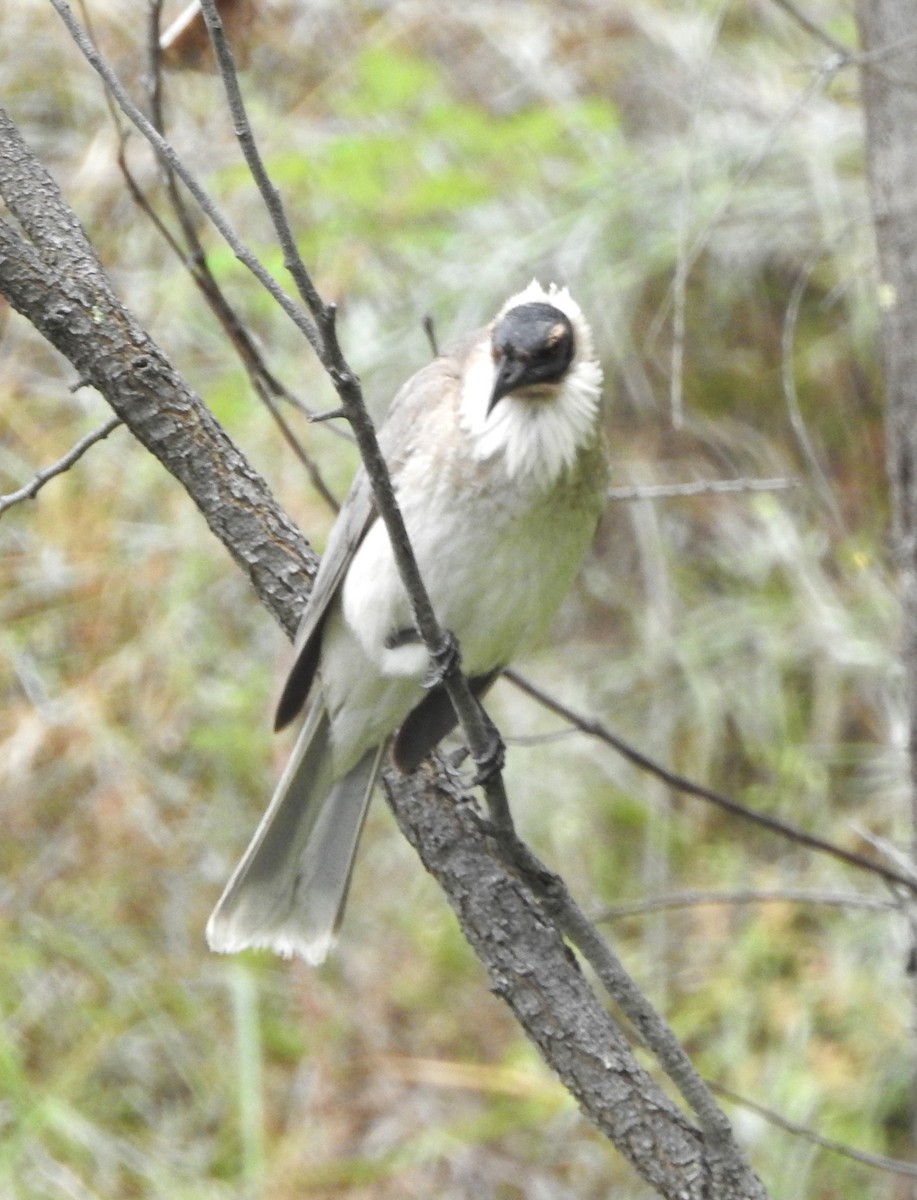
[0,104,769,1198]
[388,767,768,1198]
[856,0,917,1163]
[0,107,313,640]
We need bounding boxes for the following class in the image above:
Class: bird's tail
[206,705,383,964]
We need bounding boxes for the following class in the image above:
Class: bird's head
[460,281,604,486]
[487,302,576,414]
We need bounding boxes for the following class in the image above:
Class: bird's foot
[422,629,461,689]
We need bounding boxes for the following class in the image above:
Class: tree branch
[0,110,314,639]
[385,766,767,1199]
[506,669,917,896]
[0,414,123,516]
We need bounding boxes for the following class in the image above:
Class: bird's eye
[537,326,569,359]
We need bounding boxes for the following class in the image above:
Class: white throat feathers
[459,280,604,488]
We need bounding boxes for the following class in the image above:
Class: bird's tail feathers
[206,706,383,965]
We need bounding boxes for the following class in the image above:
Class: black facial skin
[488,302,576,413]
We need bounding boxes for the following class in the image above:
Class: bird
[206,280,607,964]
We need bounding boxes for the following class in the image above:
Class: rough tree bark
[0,108,313,640]
[0,102,769,1197]
[856,0,917,1165]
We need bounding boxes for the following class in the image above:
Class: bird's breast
[339,439,605,681]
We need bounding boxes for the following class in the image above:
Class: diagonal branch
[507,668,917,896]
[0,114,314,638]
[0,414,123,516]
[499,834,737,1156]
[385,766,767,1199]
[47,0,324,361]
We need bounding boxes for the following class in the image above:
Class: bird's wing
[273,464,375,730]
[273,338,476,731]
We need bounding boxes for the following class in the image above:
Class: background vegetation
[0,0,905,1196]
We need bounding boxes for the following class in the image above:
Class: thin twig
[141,16,347,503]
[121,130,350,502]
[195,0,326,318]
[713,1081,917,1180]
[505,669,917,896]
[48,0,324,362]
[770,0,917,97]
[607,476,801,501]
[597,888,892,921]
[0,417,123,517]
[766,0,853,60]
[194,0,513,828]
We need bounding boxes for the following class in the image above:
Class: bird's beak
[487,355,528,415]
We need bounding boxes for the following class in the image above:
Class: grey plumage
[206,281,606,964]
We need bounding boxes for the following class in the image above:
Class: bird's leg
[389,624,508,814]
[384,626,463,688]
[422,631,506,792]
[385,626,421,649]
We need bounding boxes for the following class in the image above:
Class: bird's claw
[472,729,505,787]
[422,629,461,689]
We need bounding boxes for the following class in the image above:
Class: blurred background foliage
[0,0,908,1196]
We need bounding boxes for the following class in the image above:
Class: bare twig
[195,0,513,827]
[598,888,893,921]
[767,0,854,59]
[608,476,801,501]
[48,0,324,360]
[0,416,122,517]
[194,0,324,314]
[714,1081,917,1181]
[505,669,917,896]
[769,0,917,97]
[141,20,346,504]
[115,127,349,510]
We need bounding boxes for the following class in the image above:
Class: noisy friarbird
[207,281,607,964]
